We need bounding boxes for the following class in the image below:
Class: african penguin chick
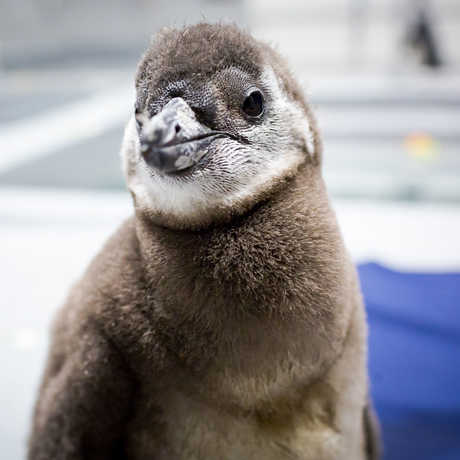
[29,23,380,460]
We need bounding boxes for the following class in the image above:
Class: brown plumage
[29,23,380,460]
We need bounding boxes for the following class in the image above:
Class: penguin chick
[28,23,380,460]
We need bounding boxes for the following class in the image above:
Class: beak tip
[142,147,181,174]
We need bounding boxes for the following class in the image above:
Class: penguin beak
[138,97,221,174]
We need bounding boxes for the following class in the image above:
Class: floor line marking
[0,84,134,173]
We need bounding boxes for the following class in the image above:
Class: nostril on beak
[151,127,164,144]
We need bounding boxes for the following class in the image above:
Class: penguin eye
[242,89,264,119]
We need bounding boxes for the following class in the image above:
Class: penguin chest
[128,389,361,460]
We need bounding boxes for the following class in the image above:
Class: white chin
[128,148,304,226]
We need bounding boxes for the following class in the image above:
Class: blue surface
[359,263,460,460]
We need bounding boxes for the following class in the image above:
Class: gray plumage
[28,23,380,460]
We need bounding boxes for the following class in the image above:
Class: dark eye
[242,89,264,118]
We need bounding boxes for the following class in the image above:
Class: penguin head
[122,23,321,229]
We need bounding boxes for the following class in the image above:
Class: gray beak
[138,97,219,174]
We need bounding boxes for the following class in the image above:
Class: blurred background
[1,0,459,459]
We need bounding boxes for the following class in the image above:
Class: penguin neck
[134,167,354,405]
[136,166,349,325]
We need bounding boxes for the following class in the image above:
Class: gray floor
[0,124,125,189]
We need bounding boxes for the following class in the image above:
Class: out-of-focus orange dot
[404,132,439,160]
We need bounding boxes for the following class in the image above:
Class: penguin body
[29,23,380,460]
